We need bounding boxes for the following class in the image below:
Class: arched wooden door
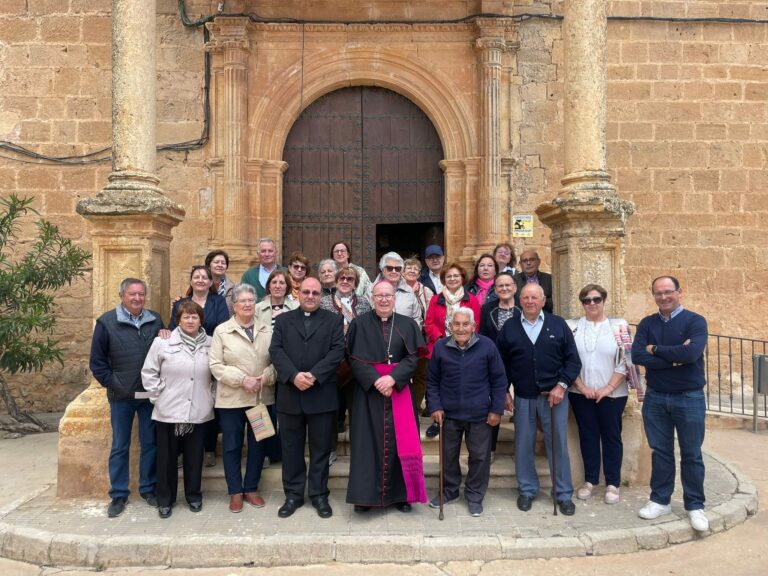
[282,87,445,275]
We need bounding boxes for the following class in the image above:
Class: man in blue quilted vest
[89,278,165,518]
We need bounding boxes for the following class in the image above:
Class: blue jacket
[631,309,707,393]
[89,306,164,402]
[497,311,581,399]
[426,334,508,422]
[169,294,230,336]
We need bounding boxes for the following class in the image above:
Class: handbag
[245,389,275,441]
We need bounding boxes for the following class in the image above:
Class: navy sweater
[631,309,707,393]
[426,334,508,422]
[496,312,581,399]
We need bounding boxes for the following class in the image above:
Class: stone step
[198,453,554,491]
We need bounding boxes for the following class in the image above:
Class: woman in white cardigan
[142,301,214,519]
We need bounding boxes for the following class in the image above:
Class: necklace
[584,318,607,353]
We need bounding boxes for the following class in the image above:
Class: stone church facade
[0,0,766,412]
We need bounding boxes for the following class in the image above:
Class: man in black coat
[513,250,553,313]
[269,277,345,519]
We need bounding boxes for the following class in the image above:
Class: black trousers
[440,418,492,504]
[278,410,335,501]
[155,421,205,507]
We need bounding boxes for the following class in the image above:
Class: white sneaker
[688,509,709,532]
[576,482,594,500]
[263,457,271,469]
[328,451,337,466]
[604,485,620,505]
[638,500,672,519]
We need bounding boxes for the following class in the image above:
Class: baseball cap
[425,245,444,257]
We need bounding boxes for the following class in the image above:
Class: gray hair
[119,277,147,295]
[232,283,257,303]
[257,237,276,249]
[451,307,476,325]
[318,258,337,272]
[379,251,404,271]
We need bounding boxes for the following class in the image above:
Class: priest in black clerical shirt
[345,280,426,512]
[269,277,345,519]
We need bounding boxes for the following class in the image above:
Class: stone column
[537,0,648,487]
[537,0,633,320]
[58,0,185,498]
[473,31,506,255]
[206,17,251,264]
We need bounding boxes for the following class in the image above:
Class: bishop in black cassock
[345,281,425,512]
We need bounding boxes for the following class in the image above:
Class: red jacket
[423,292,481,358]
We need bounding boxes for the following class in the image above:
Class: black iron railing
[630,327,768,424]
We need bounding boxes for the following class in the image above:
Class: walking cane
[543,391,558,516]
[438,416,444,520]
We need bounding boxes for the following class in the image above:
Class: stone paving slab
[0,450,758,568]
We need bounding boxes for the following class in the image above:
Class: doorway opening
[375,223,444,267]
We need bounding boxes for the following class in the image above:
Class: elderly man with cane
[497,283,581,515]
[426,307,507,517]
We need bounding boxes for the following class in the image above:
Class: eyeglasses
[521,258,539,264]
[373,294,394,300]
[236,298,256,304]
[444,274,462,280]
[653,290,678,298]
[580,296,604,305]
[292,264,307,270]
[300,290,321,296]
[338,276,355,283]
[333,249,348,254]
[385,265,403,272]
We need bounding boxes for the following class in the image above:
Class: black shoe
[354,505,371,513]
[312,497,333,519]
[517,495,533,512]
[425,422,440,438]
[189,501,203,513]
[107,497,126,518]
[558,499,576,516]
[277,498,304,518]
[394,502,412,513]
[158,506,172,519]
[140,492,158,508]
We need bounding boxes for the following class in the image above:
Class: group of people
[90,237,710,532]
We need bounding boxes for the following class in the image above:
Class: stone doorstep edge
[0,457,759,569]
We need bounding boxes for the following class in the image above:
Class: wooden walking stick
[543,391,557,516]
[438,416,444,520]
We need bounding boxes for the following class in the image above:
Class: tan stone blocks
[620,122,653,140]
[648,42,681,63]
[39,16,82,42]
[668,102,701,122]
[71,0,111,14]
[668,23,702,42]
[28,44,87,68]
[685,3,720,19]
[609,81,652,100]
[630,142,670,168]
[622,42,649,63]
[653,169,693,192]
[733,24,766,43]
[18,166,59,189]
[20,120,51,141]
[670,141,708,165]
[702,23,733,43]
[81,16,112,44]
[682,81,714,101]
[636,64,660,80]
[709,142,743,168]
[77,120,111,143]
[0,18,37,42]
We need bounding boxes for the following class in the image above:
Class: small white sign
[512,215,533,238]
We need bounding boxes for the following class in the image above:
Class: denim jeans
[218,406,271,495]
[642,387,706,511]
[108,398,156,500]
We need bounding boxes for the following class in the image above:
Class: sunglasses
[580,296,604,305]
[301,290,321,296]
[385,265,403,272]
[338,276,356,283]
[292,264,307,270]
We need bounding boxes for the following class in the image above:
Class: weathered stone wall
[0,0,766,411]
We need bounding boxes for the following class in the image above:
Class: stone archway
[244,46,478,265]
[281,86,445,273]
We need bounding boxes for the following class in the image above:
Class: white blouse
[572,317,628,398]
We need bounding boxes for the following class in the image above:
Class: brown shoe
[229,493,243,513]
[244,492,265,508]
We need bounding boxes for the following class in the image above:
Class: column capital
[205,16,251,53]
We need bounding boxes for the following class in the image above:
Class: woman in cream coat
[209,283,277,513]
[142,301,215,519]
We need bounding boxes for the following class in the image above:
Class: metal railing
[631,327,768,425]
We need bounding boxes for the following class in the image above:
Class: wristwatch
[651,345,658,354]
[557,382,569,391]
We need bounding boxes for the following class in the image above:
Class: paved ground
[0,424,764,575]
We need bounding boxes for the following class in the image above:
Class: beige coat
[255,297,298,328]
[141,328,215,424]
[209,316,276,408]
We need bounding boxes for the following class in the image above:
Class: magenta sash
[373,362,427,503]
